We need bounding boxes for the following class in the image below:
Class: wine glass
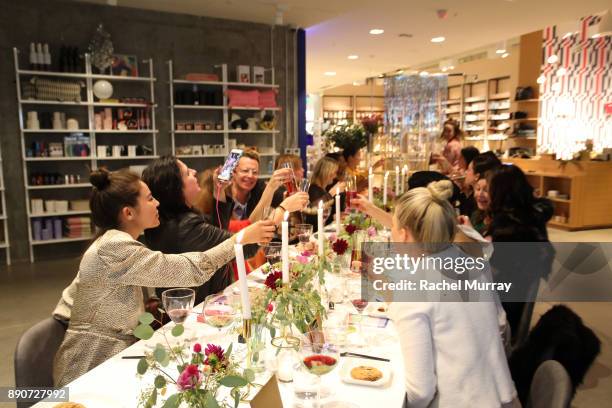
[202,294,236,338]
[350,230,368,275]
[282,162,297,195]
[295,224,313,246]
[298,179,311,193]
[300,330,340,406]
[161,288,195,342]
[344,175,357,211]
[263,241,282,266]
[348,280,368,347]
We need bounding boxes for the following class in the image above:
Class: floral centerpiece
[323,123,368,152]
[371,186,395,212]
[133,313,256,408]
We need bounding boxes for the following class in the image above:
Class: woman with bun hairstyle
[388,180,517,408]
[53,168,275,387]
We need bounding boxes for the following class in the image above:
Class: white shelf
[226,82,279,89]
[23,129,91,133]
[96,155,159,160]
[94,130,158,134]
[18,69,88,79]
[29,210,91,218]
[177,154,227,158]
[0,215,6,220]
[173,79,224,86]
[92,102,154,108]
[0,242,8,249]
[228,130,280,134]
[25,156,93,162]
[31,236,93,246]
[173,130,225,134]
[229,106,280,111]
[20,99,88,106]
[27,183,90,190]
[173,105,225,110]
[90,74,155,82]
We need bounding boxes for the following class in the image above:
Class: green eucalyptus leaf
[220,375,248,388]
[232,388,241,408]
[171,324,184,337]
[145,388,157,408]
[204,392,221,408]
[154,374,166,389]
[153,346,167,364]
[137,357,149,375]
[161,393,180,408]
[244,368,255,383]
[134,323,154,340]
[226,342,233,358]
[138,312,155,325]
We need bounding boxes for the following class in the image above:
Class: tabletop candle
[335,187,341,235]
[282,210,289,284]
[401,165,408,194]
[395,165,400,197]
[234,230,251,319]
[383,171,389,206]
[368,167,374,202]
[318,200,324,257]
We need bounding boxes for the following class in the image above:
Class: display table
[506,158,612,230]
[33,262,406,407]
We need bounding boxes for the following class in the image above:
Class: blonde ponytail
[394,180,456,252]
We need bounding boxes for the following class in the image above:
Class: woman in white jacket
[387,180,518,407]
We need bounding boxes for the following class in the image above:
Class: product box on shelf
[253,66,265,84]
[237,65,250,83]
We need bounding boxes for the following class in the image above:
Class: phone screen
[218,149,243,181]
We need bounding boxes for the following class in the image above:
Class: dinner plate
[52,391,129,408]
[339,357,393,387]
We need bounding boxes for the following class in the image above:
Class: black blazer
[144,211,259,305]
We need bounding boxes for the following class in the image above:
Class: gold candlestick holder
[243,318,252,339]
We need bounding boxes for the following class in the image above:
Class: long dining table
[34,247,407,408]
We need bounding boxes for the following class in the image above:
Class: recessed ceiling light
[501,52,509,58]
[397,69,404,75]
[378,74,384,78]
[369,28,384,35]
[324,71,336,76]
[449,66,455,70]
[352,81,361,86]
[496,49,507,54]
[419,71,429,77]
[431,36,445,43]
[547,55,559,64]
[347,55,359,60]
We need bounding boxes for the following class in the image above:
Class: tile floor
[0,228,611,407]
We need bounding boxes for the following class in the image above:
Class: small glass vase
[332,253,350,274]
[271,333,301,383]
[245,322,266,373]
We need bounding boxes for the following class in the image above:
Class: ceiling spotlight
[369,28,384,35]
[396,69,404,75]
[441,67,448,72]
[449,66,455,70]
[324,71,336,76]
[547,55,559,64]
[501,52,509,58]
[556,67,567,76]
[378,74,384,78]
[352,81,361,86]
[347,55,359,60]
[419,71,429,77]
[431,36,445,43]
[536,75,546,84]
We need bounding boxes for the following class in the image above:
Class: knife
[340,352,390,362]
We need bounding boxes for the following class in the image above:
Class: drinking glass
[298,179,311,193]
[348,280,368,346]
[350,230,368,275]
[300,330,340,406]
[161,288,195,341]
[202,294,236,337]
[295,224,313,245]
[263,241,282,266]
[282,162,297,195]
[344,175,357,210]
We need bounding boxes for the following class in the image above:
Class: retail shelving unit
[0,144,10,265]
[167,60,279,178]
[13,47,159,261]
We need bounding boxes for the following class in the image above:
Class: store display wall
[538,15,612,159]
[0,0,298,262]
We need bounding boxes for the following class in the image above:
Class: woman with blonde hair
[304,157,344,230]
[388,179,517,408]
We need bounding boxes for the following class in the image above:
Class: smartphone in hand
[218,149,243,182]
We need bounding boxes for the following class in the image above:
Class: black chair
[14,318,67,408]
[527,360,573,408]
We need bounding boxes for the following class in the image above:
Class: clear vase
[246,323,266,373]
[271,332,301,383]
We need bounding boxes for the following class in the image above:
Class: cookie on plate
[350,365,383,381]
[53,403,86,408]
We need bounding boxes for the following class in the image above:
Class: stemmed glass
[202,293,236,339]
[300,330,340,407]
[348,280,368,347]
[344,175,357,211]
[263,241,282,266]
[295,224,313,245]
[161,288,195,343]
[282,162,298,195]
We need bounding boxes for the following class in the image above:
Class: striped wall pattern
[538,16,612,160]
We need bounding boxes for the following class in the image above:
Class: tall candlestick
[395,166,400,197]
[383,171,389,206]
[234,231,251,319]
[281,211,289,284]
[335,187,341,235]
[401,165,408,194]
[368,167,374,202]
[317,200,324,257]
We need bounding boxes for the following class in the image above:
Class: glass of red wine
[344,174,357,211]
[300,329,340,406]
[161,287,195,342]
[282,162,298,195]
[295,224,313,245]
[263,242,282,266]
[349,280,369,346]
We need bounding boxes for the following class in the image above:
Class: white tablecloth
[34,263,406,407]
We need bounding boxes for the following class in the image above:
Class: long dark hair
[142,156,190,219]
[440,119,463,141]
[89,168,141,234]
[472,151,502,177]
[488,165,534,216]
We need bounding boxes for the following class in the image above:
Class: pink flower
[329,233,337,242]
[193,343,202,353]
[367,226,377,237]
[296,254,309,264]
[301,250,313,257]
[267,303,274,313]
[177,364,201,391]
[204,344,227,371]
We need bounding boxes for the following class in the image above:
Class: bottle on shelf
[36,43,44,71]
[43,43,51,71]
[29,42,38,70]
